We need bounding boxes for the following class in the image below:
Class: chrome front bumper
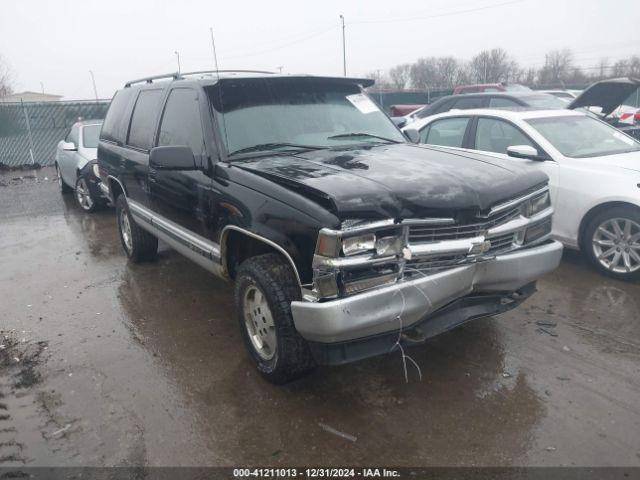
[291,240,563,344]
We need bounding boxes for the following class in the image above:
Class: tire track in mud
[0,332,48,468]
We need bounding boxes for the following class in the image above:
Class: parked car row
[53,71,638,383]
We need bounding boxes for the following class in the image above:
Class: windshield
[527,115,640,158]
[523,94,568,109]
[82,124,102,148]
[207,78,405,156]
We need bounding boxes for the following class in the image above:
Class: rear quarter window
[127,89,164,150]
[100,89,136,144]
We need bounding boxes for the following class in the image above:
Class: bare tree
[409,57,439,89]
[538,49,573,86]
[388,64,411,89]
[0,55,13,97]
[468,48,519,83]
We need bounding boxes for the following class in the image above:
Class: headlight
[524,191,550,217]
[313,222,405,299]
[92,163,100,178]
[343,233,376,256]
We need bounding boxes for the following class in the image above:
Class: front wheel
[75,175,102,213]
[584,206,640,281]
[115,195,158,263]
[234,253,315,384]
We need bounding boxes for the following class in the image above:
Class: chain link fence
[0,100,110,168]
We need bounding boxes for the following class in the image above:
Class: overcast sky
[1,0,639,99]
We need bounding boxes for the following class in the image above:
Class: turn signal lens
[524,219,552,244]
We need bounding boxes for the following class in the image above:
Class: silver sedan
[55,120,107,212]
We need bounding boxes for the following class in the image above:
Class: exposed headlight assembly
[523,191,551,217]
[313,221,406,299]
[92,163,100,178]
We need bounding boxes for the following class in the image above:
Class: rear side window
[489,97,521,108]
[420,117,470,147]
[127,89,163,150]
[475,117,534,154]
[101,89,135,143]
[451,97,485,109]
[157,89,205,156]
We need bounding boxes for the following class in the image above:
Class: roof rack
[125,72,181,88]
[124,69,275,88]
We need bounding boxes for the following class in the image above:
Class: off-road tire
[583,205,640,282]
[115,194,158,263]
[235,253,316,384]
[56,163,73,194]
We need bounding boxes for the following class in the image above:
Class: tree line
[368,48,640,90]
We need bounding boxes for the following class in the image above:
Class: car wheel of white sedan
[75,175,100,213]
[584,206,640,282]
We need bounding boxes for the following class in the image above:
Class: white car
[55,120,107,212]
[403,109,640,281]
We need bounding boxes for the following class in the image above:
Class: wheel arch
[578,201,640,250]
[220,226,303,288]
[107,175,126,201]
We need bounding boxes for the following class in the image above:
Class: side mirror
[62,141,77,151]
[149,146,197,170]
[404,128,420,144]
[391,117,407,128]
[507,145,543,161]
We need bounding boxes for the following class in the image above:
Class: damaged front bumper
[291,240,563,365]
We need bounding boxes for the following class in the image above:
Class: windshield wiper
[228,142,326,157]
[327,132,401,143]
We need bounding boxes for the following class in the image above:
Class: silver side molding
[127,200,224,278]
[125,199,303,290]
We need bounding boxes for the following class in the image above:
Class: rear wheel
[115,194,158,262]
[75,175,102,213]
[584,206,640,281]
[234,253,315,384]
[56,164,72,194]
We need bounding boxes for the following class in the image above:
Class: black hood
[568,77,640,116]
[234,144,548,220]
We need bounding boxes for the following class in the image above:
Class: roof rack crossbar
[124,70,275,88]
[179,69,275,77]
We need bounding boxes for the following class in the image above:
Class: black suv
[98,71,562,383]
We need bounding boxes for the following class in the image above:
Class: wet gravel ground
[1,167,639,467]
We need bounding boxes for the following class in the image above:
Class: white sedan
[55,120,107,213]
[403,109,640,281]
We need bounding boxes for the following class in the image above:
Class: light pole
[175,51,181,74]
[88,70,99,102]
[276,66,284,73]
[339,15,346,76]
[39,82,44,94]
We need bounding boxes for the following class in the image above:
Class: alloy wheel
[243,285,277,361]
[592,217,640,274]
[75,178,93,211]
[119,209,133,253]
